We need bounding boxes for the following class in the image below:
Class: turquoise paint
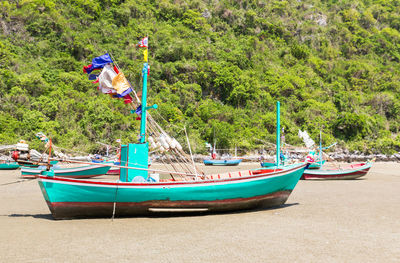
[39,164,305,204]
[0,162,20,169]
[145,104,158,110]
[308,160,326,169]
[120,143,149,182]
[139,63,148,143]
[120,144,128,181]
[276,101,280,167]
[319,129,322,162]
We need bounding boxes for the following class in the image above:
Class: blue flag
[92,53,113,69]
[83,53,113,74]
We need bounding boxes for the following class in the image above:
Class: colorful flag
[98,64,118,94]
[112,72,132,96]
[138,37,148,48]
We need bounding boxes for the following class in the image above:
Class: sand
[0,162,399,262]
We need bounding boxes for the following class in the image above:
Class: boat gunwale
[38,163,307,187]
[21,165,107,174]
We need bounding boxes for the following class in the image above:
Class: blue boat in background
[203,158,242,166]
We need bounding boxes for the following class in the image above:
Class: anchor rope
[112,179,119,221]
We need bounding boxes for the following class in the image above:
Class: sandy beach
[0,162,399,262]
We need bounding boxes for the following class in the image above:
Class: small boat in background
[21,160,59,168]
[302,162,372,180]
[260,161,278,168]
[107,161,121,175]
[21,165,111,179]
[203,158,242,166]
[91,158,120,175]
[307,160,326,169]
[203,136,242,166]
[0,161,20,170]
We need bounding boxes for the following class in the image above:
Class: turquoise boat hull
[203,159,242,166]
[0,162,20,170]
[21,165,110,179]
[307,160,325,169]
[260,162,277,168]
[38,163,306,219]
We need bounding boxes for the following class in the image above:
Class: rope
[100,53,205,176]
[51,158,199,177]
[0,180,32,186]
[112,179,119,220]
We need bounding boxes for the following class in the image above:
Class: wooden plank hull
[203,159,242,166]
[21,165,110,179]
[302,162,372,180]
[38,163,307,219]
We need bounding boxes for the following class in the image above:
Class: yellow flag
[143,48,148,62]
[112,72,130,95]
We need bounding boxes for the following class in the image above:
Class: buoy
[159,135,169,149]
[173,138,183,151]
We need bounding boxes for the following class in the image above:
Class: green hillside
[1,0,400,154]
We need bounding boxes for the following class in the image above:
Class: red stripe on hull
[21,174,37,179]
[46,190,292,219]
[106,170,120,175]
[302,167,370,180]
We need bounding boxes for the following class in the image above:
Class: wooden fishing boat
[302,162,372,180]
[37,50,307,219]
[0,162,20,170]
[203,158,242,166]
[21,165,110,179]
[21,160,59,168]
[38,163,307,219]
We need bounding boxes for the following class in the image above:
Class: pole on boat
[319,129,322,163]
[276,101,280,167]
[184,126,198,179]
[47,138,52,170]
[139,62,149,143]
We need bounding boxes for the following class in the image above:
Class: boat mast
[276,101,280,167]
[139,62,149,143]
[319,128,322,162]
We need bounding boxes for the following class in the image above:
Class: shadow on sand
[7,213,54,220]
[121,202,300,219]
[5,203,299,221]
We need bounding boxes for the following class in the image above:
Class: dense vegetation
[1,0,400,155]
